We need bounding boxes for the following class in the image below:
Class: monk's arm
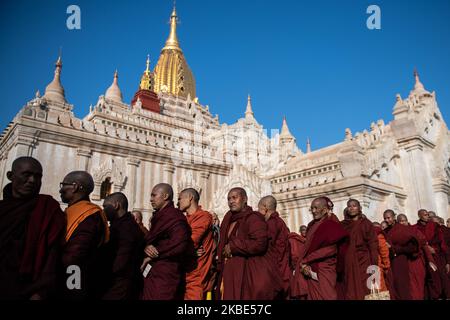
[191,214,212,249]
[229,215,268,257]
[393,239,418,256]
[155,221,190,259]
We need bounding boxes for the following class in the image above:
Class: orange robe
[184,207,214,300]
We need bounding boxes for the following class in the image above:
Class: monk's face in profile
[178,191,192,212]
[346,200,361,218]
[228,190,247,213]
[7,160,42,199]
[398,215,408,226]
[300,226,307,237]
[383,211,395,226]
[103,197,118,221]
[310,199,328,221]
[418,210,429,223]
[151,186,169,210]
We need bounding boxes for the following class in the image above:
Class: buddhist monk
[397,214,409,226]
[383,209,419,300]
[380,221,388,231]
[430,215,450,298]
[177,188,214,300]
[216,187,283,300]
[413,209,448,299]
[102,192,145,300]
[339,199,378,300]
[372,222,390,292]
[290,197,348,300]
[258,195,291,298]
[132,210,149,236]
[289,226,307,271]
[141,183,192,300]
[0,157,65,300]
[205,212,220,300]
[60,171,110,300]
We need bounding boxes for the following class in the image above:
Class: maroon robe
[413,220,448,299]
[102,212,145,300]
[288,232,306,271]
[291,216,348,300]
[142,202,192,300]
[340,217,379,300]
[216,206,283,300]
[265,211,291,297]
[442,226,450,297]
[384,223,420,300]
[0,183,66,299]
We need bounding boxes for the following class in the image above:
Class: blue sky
[1,0,449,151]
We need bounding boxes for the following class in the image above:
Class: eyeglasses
[59,182,76,189]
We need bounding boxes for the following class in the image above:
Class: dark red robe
[142,202,192,300]
[340,217,379,300]
[216,206,283,300]
[288,232,306,271]
[0,183,66,299]
[265,211,291,297]
[102,212,145,300]
[291,216,348,300]
[384,223,419,300]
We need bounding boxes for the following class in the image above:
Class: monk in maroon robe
[291,197,348,300]
[60,171,110,300]
[216,188,283,300]
[413,209,449,299]
[383,209,420,300]
[258,195,291,298]
[289,225,306,271]
[0,157,65,300]
[339,199,378,300]
[102,193,145,300]
[141,183,192,300]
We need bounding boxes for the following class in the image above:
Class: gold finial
[146,54,150,72]
[140,55,153,90]
[163,5,181,51]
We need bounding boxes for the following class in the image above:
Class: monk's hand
[223,244,232,258]
[145,245,159,258]
[197,246,205,257]
[141,257,152,272]
[446,264,450,274]
[429,262,438,272]
[427,245,436,255]
[301,264,311,277]
[385,242,391,249]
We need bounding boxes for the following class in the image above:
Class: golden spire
[105,70,123,103]
[139,55,153,90]
[162,5,181,52]
[245,94,254,119]
[43,54,66,103]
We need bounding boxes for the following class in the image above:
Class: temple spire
[162,4,181,51]
[43,54,66,103]
[139,55,153,90]
[280,116,294,140]
[411,68,429,95]
[245,94,254,119]
[306,137,311,153]
[105,70,123,103]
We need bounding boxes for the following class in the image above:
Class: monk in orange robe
[178,188,214,300]
[258,195,291,298]
[372,222,391,292]
[339,199,378,300]
[216,188,283,300]
[0,157,65,300]
[291,197,348,300]
[60,171,110,300]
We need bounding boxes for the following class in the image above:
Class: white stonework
[1,63,449,231]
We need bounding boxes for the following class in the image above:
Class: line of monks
[0,156,449,300]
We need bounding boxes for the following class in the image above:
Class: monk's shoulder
[247,211,266,225]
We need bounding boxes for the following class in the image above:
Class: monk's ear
[6,171,13,182]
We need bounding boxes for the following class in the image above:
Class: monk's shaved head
[7,156,43,199]
[180,188,200,203]
[104,192,128,211]
[153,183,174,201]
[229,187,247,199]
[11,156,42,173]
[258,195,277,211]
[397,213,409,226]
[64,171,95,195]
